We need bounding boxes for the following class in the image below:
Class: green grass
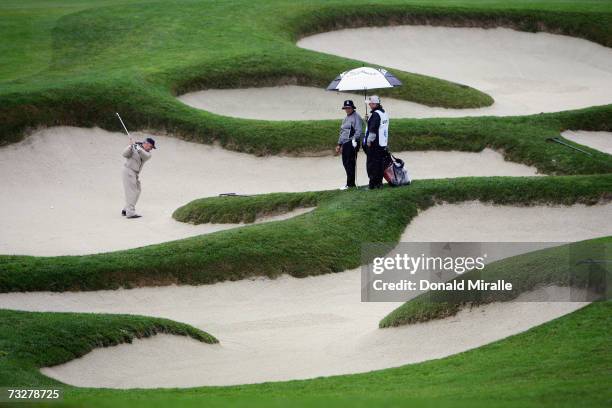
[2,175,610,292]
[1,2,611,406]
[173,191,336,224]
[379,237,612,327]
[1,0,612,155]
[1,302,610,408]
[0,309,217,388]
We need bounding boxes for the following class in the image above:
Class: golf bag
[383,151,411,186]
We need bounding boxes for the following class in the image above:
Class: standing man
[335,100,363,189]
[365,95,389,189]
[121,136,156,219]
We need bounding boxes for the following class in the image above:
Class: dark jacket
[367,106,385,144]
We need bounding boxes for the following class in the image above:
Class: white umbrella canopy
[326,67,402,91]
[327,67,402,126]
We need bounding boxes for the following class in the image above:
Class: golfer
[121,137,156,219]
[335,100,363,189]
[365,95,389,189]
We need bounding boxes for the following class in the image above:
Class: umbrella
[327,67,402,121]
[327,67,402,188]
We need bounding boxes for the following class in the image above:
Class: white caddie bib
[374,110,389,147]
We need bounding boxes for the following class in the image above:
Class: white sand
[0,126,536,256]
[37,286,587,388]
[561,130,612,155]
[403,201,612,242]
[179,26,612,119]
[1,202,610,387]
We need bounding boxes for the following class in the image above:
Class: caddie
[365,95,389,189]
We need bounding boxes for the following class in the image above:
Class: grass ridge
[0,309,217,387]
[2,1,611,153]
[0,303,609,407]
[2,175,610,292]
[379,237,612,327]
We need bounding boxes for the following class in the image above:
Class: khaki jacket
[122,144,151,173]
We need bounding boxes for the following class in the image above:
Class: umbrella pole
[364,88,368,124]
[359,88,369,188]
[363,88,369,144]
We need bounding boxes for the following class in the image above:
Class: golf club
[115,112,131,138]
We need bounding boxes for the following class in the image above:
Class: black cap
[145,137,156,149]
[342,100,356,110]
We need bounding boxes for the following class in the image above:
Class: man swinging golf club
[116,113,156,219]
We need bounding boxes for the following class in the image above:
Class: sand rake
[546,137,592,156]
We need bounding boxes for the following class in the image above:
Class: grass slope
[0,2,611,405]
[2,175,610,292]
[175,104,612,175]
[173,191,335,224]
[380,237,612,327]
[1,0,611,153]
[0,302,609,407]
[0,309,217,388]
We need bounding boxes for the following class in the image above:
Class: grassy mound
[173,191,335,224]
[0,303,609,407]
[0,309,217,387]
[2,175,610,292]
[380,237,611,328]
[2,0,611,152]
[160,104,612,175]
[1,2,611,406]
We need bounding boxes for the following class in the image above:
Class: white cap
[368,95,381,104]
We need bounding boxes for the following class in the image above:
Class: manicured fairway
[0,0,611,406]
[1,0,611,152]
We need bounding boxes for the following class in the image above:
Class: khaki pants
[122,167,141,217]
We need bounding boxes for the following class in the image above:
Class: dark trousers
[367,142,385,189]
[362,143,370,180]
[341,140,358,187]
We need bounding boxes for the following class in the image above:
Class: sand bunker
[179,85,458,120]
[37,287,586,388]
[1,202,610,387]
[180,26,612,120]
[561,130,612,155]
[403,201,612,242]
[0,127,536,256]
